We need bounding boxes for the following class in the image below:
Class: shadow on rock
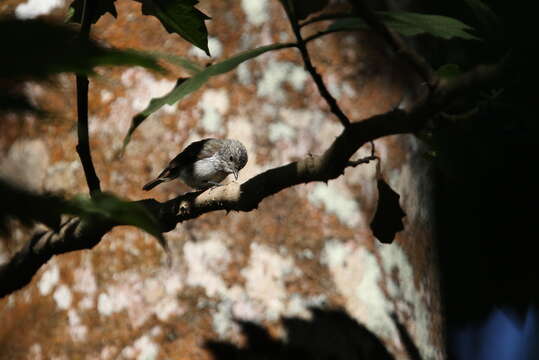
[205,308,394,360]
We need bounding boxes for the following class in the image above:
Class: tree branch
[348,155,378,167]
[0,58,507,298]
[284,1,351,128]
[76,0,101,195]
[0,217,113,298]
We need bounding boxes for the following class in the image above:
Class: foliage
[327,11,480,40]
[0,92,44,115]
[67,193,165,244]
[0,179,66,233]
[138,0,210,55]
[0,179,164,244]
[123,43,294,148]
[152,51,204,75]
[0,18,163,79]
[68,0,210,54]
[436,64,462,79]
[67,0,118,24]
[125,9,480,146]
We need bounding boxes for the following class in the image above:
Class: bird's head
[222,139,248,180]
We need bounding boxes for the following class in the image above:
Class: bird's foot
[207,182,223,187]
[201,182,223,193]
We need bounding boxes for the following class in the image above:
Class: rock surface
[0,1,443,359]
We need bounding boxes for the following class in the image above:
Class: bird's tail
[142,178,164,191]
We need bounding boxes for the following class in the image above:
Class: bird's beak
[233,170,239,180]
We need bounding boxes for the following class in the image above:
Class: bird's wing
[157,138,216,179]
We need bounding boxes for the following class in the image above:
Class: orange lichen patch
[377,136,410,172]
[397,221,437,294]
[0,285,65,359]
[0,116,44,152]
[0,0,21,13]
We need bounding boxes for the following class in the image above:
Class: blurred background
[0,0,536,359]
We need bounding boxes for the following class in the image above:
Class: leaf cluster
[327,12,480,40]
[122,2,484,148]
[0,179,164,245]
[0,17,163,114]
[0,18,163,79]
[67,0,210,55]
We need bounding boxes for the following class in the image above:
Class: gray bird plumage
[143,138,248,191]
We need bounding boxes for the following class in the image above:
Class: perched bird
[143,138,248,191]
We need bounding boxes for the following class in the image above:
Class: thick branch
[76,0,101,195]
[0,217,113,298]
[0,59,506,298]
[284,1,351,128]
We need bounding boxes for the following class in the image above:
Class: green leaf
[0,179,167,254]
[0,179,164,243]
[67,0,118,24]
[436,64,462,79]
[327,11,480,41]
[138,0,211,56]
[122,42,293,149]
[0,19,164,79]
[67,193,166,246]
[379,11,480,40]
[152,51,204,75]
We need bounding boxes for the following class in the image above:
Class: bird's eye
[229,156,234,161]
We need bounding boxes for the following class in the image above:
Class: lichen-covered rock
[0,1,443,359]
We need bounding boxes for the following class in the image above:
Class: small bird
[143,138,248,191]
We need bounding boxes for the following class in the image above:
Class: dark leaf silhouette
[0,179,165,250]
[328,12,480,41]
[0,90,44,115]
[138,0,211,55]
[67,192,167,250]
[0,179,64,234]
[290,0,329,20]
[67,0,118,24]
[0,19,163,79]
[205,308,394,360]
[370,179,406,244]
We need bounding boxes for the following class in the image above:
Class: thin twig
[303,28,350,43]
[76,0,101,195]
[283,1,351,128]
[347,155,378,167]
[299,12,353,28]
[348,0,437,89]
[347,139,377,166]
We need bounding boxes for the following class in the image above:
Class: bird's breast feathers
[179,155,228,188]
